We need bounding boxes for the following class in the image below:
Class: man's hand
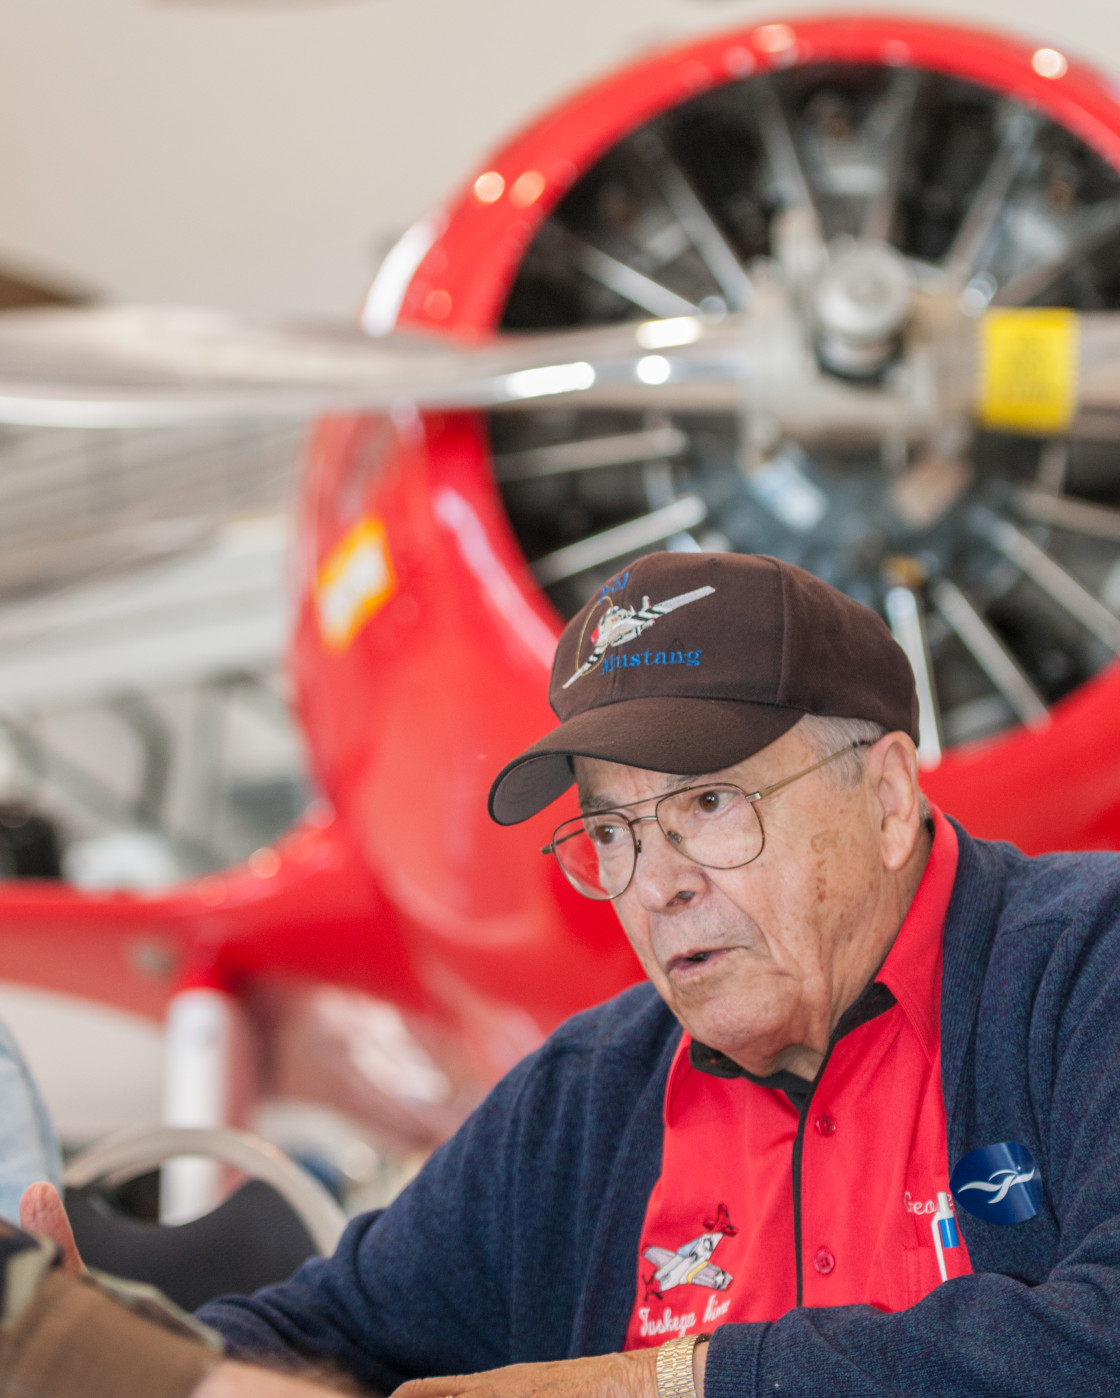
[19,1180,84,1276]
[194,1361,362,1397]
[394,1340,710,1398]
[395,1349,660,1398]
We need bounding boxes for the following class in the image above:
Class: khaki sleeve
[0,1268,222,1398]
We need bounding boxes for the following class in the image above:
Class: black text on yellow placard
[979,309,1079,435]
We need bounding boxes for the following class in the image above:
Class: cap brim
[487,696,804,825]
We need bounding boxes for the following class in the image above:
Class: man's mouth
[667,948,730,979]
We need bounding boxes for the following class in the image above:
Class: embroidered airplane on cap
[562,585,715,689]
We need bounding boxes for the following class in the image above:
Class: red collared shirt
[624,809,971,1347]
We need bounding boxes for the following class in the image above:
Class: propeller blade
[27,302,1120,446]
[0,304,918,440]
[0,304,746,427]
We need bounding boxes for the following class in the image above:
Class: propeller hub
[813,241,913,378]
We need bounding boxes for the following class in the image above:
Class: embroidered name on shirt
[637,1305,697,1340]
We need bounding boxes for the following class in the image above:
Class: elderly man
[40,552,1120,1394]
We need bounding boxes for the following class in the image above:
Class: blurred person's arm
[0,1217,219,1398]
[0,1024,62,1220]
[0,1218,363,1398]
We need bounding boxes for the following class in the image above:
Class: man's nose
[631,818,707,910]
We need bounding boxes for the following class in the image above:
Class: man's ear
[866,733,924,873]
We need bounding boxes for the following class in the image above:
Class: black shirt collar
[688,980,898,1110]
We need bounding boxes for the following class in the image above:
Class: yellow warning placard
[315,517,396,652]
[978,308,1079,435]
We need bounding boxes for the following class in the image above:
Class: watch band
[655,1332,711,1398]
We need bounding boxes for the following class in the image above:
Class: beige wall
[2,0,1120,319]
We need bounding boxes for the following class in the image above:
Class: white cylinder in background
[160,986,252,1224]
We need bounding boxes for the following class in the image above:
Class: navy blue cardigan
[200,824,1120,1395]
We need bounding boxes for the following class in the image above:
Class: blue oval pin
[950,1142,1042,1225]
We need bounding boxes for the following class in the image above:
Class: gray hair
[795,714,931,819]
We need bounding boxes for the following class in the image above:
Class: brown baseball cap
[488,551,919,825]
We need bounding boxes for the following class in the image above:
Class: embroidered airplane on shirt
[642,1230,733,1293]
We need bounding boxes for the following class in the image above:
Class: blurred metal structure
[0,419,301,607]
[65,1123,347,1246]
[0,419,309,877]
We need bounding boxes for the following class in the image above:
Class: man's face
[574,723,923,1080]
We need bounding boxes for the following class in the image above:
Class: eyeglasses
[541,741,874,901]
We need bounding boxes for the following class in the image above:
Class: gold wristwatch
[656,1332,711,1398]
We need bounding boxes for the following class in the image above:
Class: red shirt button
[813,1248,836,1275]
[814,1113,837,1136]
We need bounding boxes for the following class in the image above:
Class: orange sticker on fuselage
[315,517,396,651]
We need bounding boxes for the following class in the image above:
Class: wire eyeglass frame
[541,740,876,901]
